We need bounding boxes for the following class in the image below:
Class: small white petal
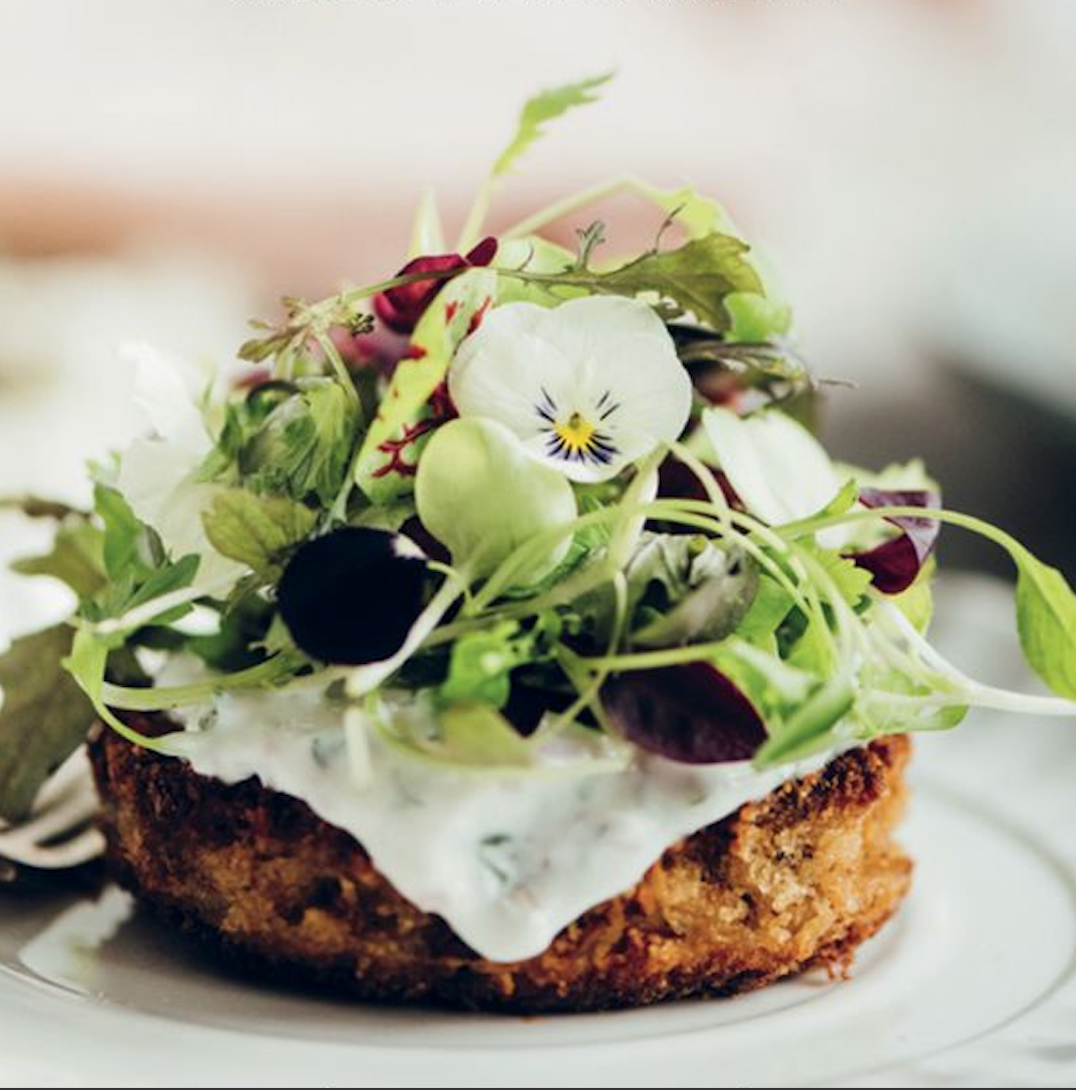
[450,297,691,483]
[116,342,243,595]
[121,341,210,452]
[703,407,846,544]
[117,438,244,594]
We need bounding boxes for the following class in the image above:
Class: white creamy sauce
[168,687,837,963]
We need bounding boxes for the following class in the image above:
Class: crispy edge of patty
[90,722,912,1013]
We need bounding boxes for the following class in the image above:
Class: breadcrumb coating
[91,723,911,1013]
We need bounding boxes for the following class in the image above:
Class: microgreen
[3,75,1073,794]
[458,73,613,250]
[414,417,578,583]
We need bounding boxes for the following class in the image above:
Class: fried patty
[90,722,911,1013]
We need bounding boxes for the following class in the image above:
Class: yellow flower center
[536,389,619,467]
[554,412,598,456]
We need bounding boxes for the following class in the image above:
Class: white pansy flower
[702,406,848,547]
[116,342,244,594]
[449,297,692,483]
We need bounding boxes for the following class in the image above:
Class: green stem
[579,640,737,673]
[93,571,238,639]
[502,175,642,239]
[346,571,468,697]
[779,505,1021,555]
[314,332,359,408]
[101,654,296,711]
[544,571,627,736]
[457,174,499,253]
[432,497,819,650]
[335,267,464,310]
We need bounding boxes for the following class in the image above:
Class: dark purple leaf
[278,528,433,665]
[373,237,498,334]
[850,488,940,595]
[503,684,573,738]
[603,662,766,764]
[657,456,742,512]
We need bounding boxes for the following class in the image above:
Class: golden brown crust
[90,722,912,1012]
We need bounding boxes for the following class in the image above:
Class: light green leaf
[408,186,445,257]
[241,378,359,506]
[12,522,105,600]
[493,235,582,307]
[753,673,856,766]
[356,267,497,503]
[631,180,792,341]
[437,621,536,709]
[799,542,874,608]
[123,554,201,617]
[1013,546,1076,700]
[511,234,763,333]
[0,625,97,822]
[202,490,316,580]
[493,73,613,178]
[713,638,854,767]
[414,417,577,583]
[853,663,967,738]
[632,180,737,238]
[350,497,416,533]
[713,637,817,725]
[733,574,795,649]
[724,291,793,343]
[95,484,158,583]
[63,626,170,753]
[891,558,935,634]
[434,703,535,766]
[812,478,860,522]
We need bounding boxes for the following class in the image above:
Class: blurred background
[2,0,1075,595]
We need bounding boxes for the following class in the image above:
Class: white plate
[1,574,1075,1088]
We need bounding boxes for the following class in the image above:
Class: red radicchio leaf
[373,237,498,334]
[603,662,767,764]
[850,488,940,595]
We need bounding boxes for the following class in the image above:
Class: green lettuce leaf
[202,490,316,580]
[732,574,795,650]
[241,378,359,507]
[94,484,160,584]
[891,558,936,634]
[0,625,97,822]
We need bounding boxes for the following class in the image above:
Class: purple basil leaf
[603,662,767,764]
[851,488,940,595]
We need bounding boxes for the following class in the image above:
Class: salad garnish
[3,74,1076,823]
